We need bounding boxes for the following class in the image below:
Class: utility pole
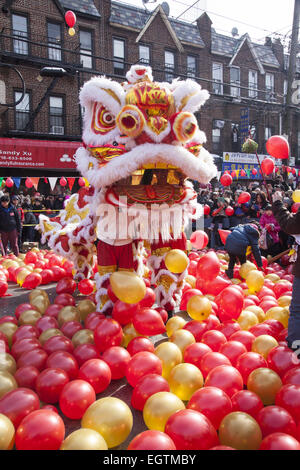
[283,0,300,155]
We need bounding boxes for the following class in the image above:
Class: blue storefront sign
[222,162,262,179]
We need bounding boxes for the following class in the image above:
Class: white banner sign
[223,152,272,164]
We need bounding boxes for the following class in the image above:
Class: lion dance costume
[39,65,217,313]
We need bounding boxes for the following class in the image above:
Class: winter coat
[225,224,262,268]
[0,204,21,232]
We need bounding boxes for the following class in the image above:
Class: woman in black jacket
[0,195,21,256]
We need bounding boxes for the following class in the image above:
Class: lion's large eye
[92,103,116,134]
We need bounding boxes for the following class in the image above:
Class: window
[298,131,300,160]
[284,79,288,104]
[49,96,64,134]
[212,63,223,94]
[165,50,175,82]
[47,22,62,62]
[212,128,221,152]
[249,70,258,98]
[266,73,275,101]
[232,123,239,151]
[14,91,30,130]
[12,14,28,55]
[187,56,196,78]
[230,67,240,97]
[265,127,272,141]
[139,45,150,64]
[113,38,125,75]
[80,30,93,69]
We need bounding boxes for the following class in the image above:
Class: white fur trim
[80,76,125,114]
[172,79,210,113]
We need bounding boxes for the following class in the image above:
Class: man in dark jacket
[225,222,263,279]
[273,191,300,350]
[0,195,21,256]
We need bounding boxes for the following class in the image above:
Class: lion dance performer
[39,65,216,314]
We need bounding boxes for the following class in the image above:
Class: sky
[117,0,296,47]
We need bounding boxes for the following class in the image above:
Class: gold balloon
[2,259,19,269]
[77,300,96,323]
[245,305,266,323]
[0,414,15,450]
[232,279,241,285]
[246,270,264,294]
[0,371,17,399]
[72,329,94,348]
[68,27,76,36]
[185,275,196,288]
[29,288,49,303]
[187,295,212,322]
[293,189,300,203]
[58,306,80,327]
[252,335,278,359]
[39,328,63,345]
[168,363,203,401]
[164,249,189,274]
[81,397,133,448]
[166,316,187,337]
[110,271,146,304]
[278,296,292,308]
[239,262,257,280]
[155,341,182,379]
[33,268,43,274]
[18,253,26,261]
[60,428,108,450]
[219,412,262,450]
[19,309,42,326]
[265,306,289,328]
[237,310,259,330]
[16,269,31,286]
[265,273,280,283]
[122,323,141,347]
[0,353,16,375]
[170,329,195,353]
[0,323,18,348]
[247,367,282,405]
[30,295,49,314]
[143,392,185,432]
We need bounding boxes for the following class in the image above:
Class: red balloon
[205,314,221,330]
[229,330,255,351]
[267,346,298,378]
[36,316,58,334]
[131,374,170,410]
[15,409,65,450]
[25,177,33,189]
[102,346,131,379]
[260,432,300,450]
[196,275,231,296]
[42,404,59,414]
[59,177,67,187]
[197,252,220,281]
[200,352,231,379]
[165,409,219,450]
[261,157,275,175]
[112,300,139,326]
[0,315,17,326]
[236,352,268,384]
[257,406,297,438]
[78,177,85,187]
[36,367,69,404]
[180,289,203,311]
[107,283,118,303]
[43,335,74,355]
[14,366,39,391]
[44,304,62,319]
[65,10,77,28]
[0,388,40,428]
[187,386,232,430]
[201,330,227,352]
[249,323,273,337]
[94,318,123,353]
[54,293,76,307]
[283,367,300,386]
[78,279,94,296]
[216,321,241,340]
[273,281,292,298]
[85,313,105,331]
[292,203,300,214]
[275,384,300,423]
[266,135,290,160]
[203,204,211,215]
[184,343,212,369]
[46,351,79,380]
[60,321,83,339]
[183,320,208,342]
[5,177,13,188]
[216,286,244,321]
[50,266,67,282]
[126,351,162,387]
[220,173,233,187]
[15,304,37,320]
[231,390,263,419]
[238,192,251,204]
[204,365,243,398]
[219,341,247,367]
[132,308,165,336]
[128,430,176,450]
[78,358,111,393]
[156,307,168,324]
[73,344,100,367]
[225,206,234,216]
[127,337,155,356]
[17,348,48,371]
[190,231,209,250]
[59,379,95,420]
[56,277,76,295]
[22,272,42,290]
[138,287,156,309]
[11,338,41,360]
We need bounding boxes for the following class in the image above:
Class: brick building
[0,0,299,181]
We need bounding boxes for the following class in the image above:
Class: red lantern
[266,135,289,159]
[59,177,67,187]
[261,158,275,175]
[5,177,14,188]
[65,10,77,28]
[220,174,232,187]
[25,178,33,189]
